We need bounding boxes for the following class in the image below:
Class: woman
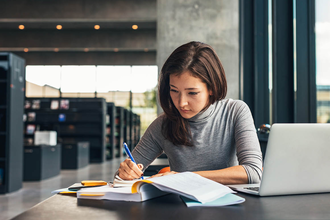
[118,41,262,185]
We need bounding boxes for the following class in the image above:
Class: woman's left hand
[149,171,178,178]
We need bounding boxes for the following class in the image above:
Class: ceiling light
[54,48,59,52]
[24,48,29,52]
[18,25,25,30]
[84,48,89,52]
[94,25,100,30]
[132,25,138,30]
[56,25,62,30]
[114,48,119,52]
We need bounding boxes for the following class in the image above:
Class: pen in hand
[123,142,144,180]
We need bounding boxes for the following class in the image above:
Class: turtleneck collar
[188,103,215,123]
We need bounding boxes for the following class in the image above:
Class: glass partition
[316,0,330,123]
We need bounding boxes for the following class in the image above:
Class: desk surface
[12,192,330,220]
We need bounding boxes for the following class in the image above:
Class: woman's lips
[180,109,190,113]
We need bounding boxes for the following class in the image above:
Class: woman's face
[169,71,212,119]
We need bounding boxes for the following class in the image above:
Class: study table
[12,192,330,220]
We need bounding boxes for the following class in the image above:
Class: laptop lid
[258,123,330,196]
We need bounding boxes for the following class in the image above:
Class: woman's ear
[209,90,213,96]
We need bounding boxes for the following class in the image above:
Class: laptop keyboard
[244,187,260,192]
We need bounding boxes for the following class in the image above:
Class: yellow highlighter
[59,191,77,195]
[79,193,105,197]
[81,180,108,187]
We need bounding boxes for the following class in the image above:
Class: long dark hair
[159,41,227,146]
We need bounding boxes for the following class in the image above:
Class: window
[25,65,159,134]
[316,0,330,123]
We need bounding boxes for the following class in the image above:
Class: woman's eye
[189,92,198,95]
[170,89,178,93]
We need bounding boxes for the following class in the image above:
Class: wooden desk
[12,192,330,220]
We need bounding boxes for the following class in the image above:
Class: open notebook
[77,172,244,205]
[112,175,139,187]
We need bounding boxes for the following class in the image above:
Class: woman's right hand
[118,158,144,180]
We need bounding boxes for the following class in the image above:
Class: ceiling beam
[13,51,156,65]
[0,30,156,49]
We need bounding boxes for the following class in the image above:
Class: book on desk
[74,172,245,206]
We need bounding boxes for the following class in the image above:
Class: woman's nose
[178,94,188,107]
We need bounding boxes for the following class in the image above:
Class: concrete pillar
[157,0,239,114]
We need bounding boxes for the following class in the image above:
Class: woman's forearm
[194,165,248,185]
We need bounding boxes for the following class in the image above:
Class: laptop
[228,123,330,196]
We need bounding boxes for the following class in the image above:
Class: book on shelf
[115,118,119,124]
[27,112,36,122]
[24,100,31,109]
[26,124,36,135]
[24,138,34,146]
[32,100,40,109]
[58,114,66,122]
[76,172,241,205]
[60,99,69,110]
[50,100,59,110]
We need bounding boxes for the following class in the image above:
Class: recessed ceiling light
[18,25,25,30]
[114,48,119,52]
[56,25,62,30]
[84,48,89,52]
[54,48,59,52]
[24,48,29,52]
[94,25,100,30]
[132,25,138,30]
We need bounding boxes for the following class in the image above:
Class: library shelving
[131,113,141,149]
[24,98,106,163]
[129,110,133,150]
[123,109,132,150]
[0,53,25,194]
[106,102,115,160]
[115,106,124,158]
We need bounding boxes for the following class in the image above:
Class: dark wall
[0,0,157,19]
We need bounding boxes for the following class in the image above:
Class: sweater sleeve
[233,101,263,183]
[131,115,165,171]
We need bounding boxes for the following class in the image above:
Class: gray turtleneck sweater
[132,99,263,183]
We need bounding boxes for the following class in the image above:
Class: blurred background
[0,0,329,218]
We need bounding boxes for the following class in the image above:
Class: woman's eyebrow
[185,88,199,90]
[170,85,199,90]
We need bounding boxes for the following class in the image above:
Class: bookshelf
[107,105,141,158]
[0,53,25,194]
[131,113,141,149]
[24,98,106,163]
[123,109,132,150]
[115,106,124,158]
[106,102,115,160]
